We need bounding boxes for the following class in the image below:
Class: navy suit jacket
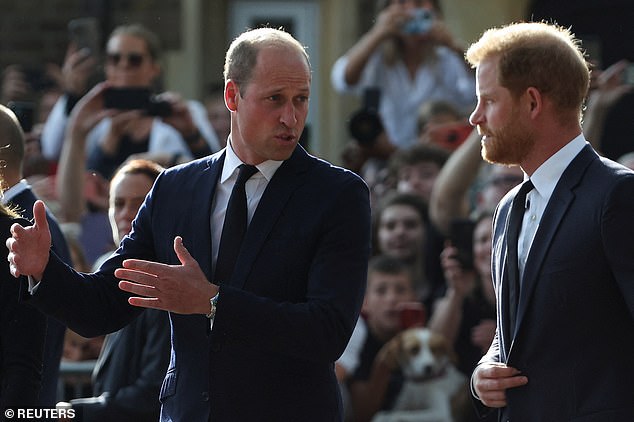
[479,145,634,421]
[30,146,372,421]
[10,187,72,410]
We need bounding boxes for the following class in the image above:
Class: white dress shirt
[210,139,282,275]
[518,134,587,278]
[1,179,30,205]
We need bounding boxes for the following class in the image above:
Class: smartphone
[68,17,101,57]
[449,218,475,270]
[8,101,35,133]
[20,66,55,92]
[399,302,426,329]
[428,122,473,151]
[103,87,152,110]
[103,87,172,117]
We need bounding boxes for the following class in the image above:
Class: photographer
[41,23,220,177]
[331,0,475,150]
[343,87,397,175]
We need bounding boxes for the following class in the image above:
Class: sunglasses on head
[106,52,146,67]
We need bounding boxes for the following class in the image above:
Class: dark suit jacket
[0,216,46,413]
[70,309,170,422]
[10,187,73,409]
[30,146,372,422]
[479,145,634,421]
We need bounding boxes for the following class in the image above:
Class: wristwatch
[206,292,220,320]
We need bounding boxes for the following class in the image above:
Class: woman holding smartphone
[40,23,220,180]
[428,211,497,379]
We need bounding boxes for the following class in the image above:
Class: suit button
[211,342,221,352]
[201,391,209,402]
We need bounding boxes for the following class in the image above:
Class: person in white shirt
[331,0,475,149]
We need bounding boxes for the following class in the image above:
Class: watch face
[207,292,220,319]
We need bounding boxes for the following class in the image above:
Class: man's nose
[280,102,298,127]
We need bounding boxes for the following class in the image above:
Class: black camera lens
[348,87,383,147]
[349,110,383,147]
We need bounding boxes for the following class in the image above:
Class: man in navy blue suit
[7,28,371,421]
[466,22,634,421]
[0,105,73,416]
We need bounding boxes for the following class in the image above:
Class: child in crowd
[338,255,420,422]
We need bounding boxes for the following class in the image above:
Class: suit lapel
[511,146,597,349]
[189,154,223,278]
[229,147,309,289]
[497,199,514,361]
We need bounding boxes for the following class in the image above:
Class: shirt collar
[221,138,283,183]
[1,179,30,205]
[528,133,587,201]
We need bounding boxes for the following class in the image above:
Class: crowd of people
[1,1,633,421]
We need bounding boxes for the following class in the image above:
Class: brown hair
[109,23,162,60]
[111,158,164,185]
[387,143,449,181]
[466,22,590,119]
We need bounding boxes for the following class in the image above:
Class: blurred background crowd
[1,0,633,421]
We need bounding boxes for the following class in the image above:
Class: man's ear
[225,80,239,112]
[525,87,543,119]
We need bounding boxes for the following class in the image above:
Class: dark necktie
[506,179,533,335]
[214,164,258,284]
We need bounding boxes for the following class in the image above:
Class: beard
[480,110,535,166]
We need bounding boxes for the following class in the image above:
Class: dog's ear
[429,331,458,365]
[377,331,404,371]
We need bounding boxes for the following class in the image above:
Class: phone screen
[399,302,426,329]
[450,218,475,270]
[68,17,101,56]
[103,87,152,110]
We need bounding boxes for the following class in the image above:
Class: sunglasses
[106,52,147,67]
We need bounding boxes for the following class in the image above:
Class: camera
[426,122,473,151]
[402,9,435,35]
[103,87,172,117]
[348,87,383,147]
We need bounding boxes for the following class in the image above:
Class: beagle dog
[373,328,470,422]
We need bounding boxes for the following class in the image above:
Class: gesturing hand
[6,200,51,280]
[116,236,216,315]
